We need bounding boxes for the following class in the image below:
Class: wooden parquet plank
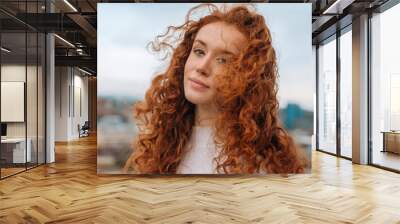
[0,135,400,223]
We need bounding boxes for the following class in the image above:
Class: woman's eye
[193,49,205,56]
[216,57,227,64]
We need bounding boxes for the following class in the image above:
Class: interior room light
[63,0,78,12]
[1,47,11,53]
[322,0,353,15]
[78,67,92,76]
[54,34,75,48]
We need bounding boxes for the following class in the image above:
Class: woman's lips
[189,78,209,91]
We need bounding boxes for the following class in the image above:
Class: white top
[177,126,218,174]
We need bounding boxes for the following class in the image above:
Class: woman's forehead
[194,22,247,55]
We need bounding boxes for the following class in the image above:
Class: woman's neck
[195,103,218,127]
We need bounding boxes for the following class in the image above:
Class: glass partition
[1,31,28,178]
[0,1,46,179]
[27,30,38,169]
[38,32,45,165]
[26,0,41,169]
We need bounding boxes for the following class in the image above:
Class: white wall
[73,73,89,137]
[55,66,69,141]
[55,66,89,141]
[1,65,38,138]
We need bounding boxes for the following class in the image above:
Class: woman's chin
[184,93,211,105]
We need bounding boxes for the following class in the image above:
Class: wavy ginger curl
[126,4,308,174]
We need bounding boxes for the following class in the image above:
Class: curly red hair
[125,3,308,174]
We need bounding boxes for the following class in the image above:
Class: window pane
[318,37,337,154]
[371,3,400,171]
[340,29,352,158]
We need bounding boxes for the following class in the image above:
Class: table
[1,138,31,163]
[381,131,400,154]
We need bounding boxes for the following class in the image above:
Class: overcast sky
[98,3,314,110]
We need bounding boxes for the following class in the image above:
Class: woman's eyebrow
[219,49,235,56]
[194,39,236,55]
[194,39,206,47]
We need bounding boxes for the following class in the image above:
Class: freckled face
[183,22,247,106]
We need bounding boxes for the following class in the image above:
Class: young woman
[123,3,308,174]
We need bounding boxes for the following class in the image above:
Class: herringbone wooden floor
[1,135,400,224]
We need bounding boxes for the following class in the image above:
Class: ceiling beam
[67,13,97,46]
[55,55,96,71]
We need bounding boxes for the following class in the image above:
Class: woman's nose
[196,55,212,77]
